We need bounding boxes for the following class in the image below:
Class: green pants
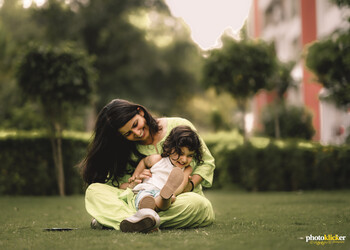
[85,183,215,230]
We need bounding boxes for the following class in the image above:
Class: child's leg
[135,190,156,210]
[156,167,184,211]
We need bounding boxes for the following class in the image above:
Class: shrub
[0,132,88,195]
[2,130,350,194]
[205,133,350,191]
[261,104,315,140]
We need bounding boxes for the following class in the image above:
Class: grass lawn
[1,190,349,250]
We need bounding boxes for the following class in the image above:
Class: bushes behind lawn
[206,133,350,191]
[1,130,350,195]
[0,131,88,195]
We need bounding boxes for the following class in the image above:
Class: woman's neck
[140,118,167,146]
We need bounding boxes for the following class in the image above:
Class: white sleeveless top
[133,157,179,192]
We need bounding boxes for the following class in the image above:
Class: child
[126,125,203,212]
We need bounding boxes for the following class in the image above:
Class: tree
[261,105,315,140]
[203,35,276,142]
[16,43,97,196]
[306,33,350,108]
[29,0,203,115]
[72,0,201,113]
[0,0,48,130]
[332,0,350,8]
[269,61,296,138]
[1,0,203,131]
[30,0,78,45]
[306,0,350,109]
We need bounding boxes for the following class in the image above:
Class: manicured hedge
[206,137,350,191]
[1,131,349,195]
[0,132,89,195]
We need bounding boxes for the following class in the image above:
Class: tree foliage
[0,0,48,130]
[332,0,350,8]
[306,32,350,108]
[31,0,78,45]
[261,104,315,140]
[203,35,276,140]
[16,43,97,196]
[204,37,276,101]
[306,0,350,108]
[0,0,203,130]
[17,43,96,111]
[31,0,201,114]
[267,61,296,138]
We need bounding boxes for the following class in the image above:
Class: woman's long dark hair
[161,125,203,165]
[79,99,161,186]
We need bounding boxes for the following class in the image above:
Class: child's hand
[128,176,136,183]
[139,169,152,179]
[171,194,176,203]
[128,181,137,189]
[127,175,143,189]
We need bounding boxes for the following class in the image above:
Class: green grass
[1,191,349,250]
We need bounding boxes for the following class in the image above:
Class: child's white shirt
[132,157,182,192]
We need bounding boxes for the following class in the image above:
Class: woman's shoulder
[165,117,194,128]
[158,117,197,144]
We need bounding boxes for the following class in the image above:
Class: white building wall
[316,0,350,39]
[319,89,350,145]
[316,0,350,144]
[249,0,350,144]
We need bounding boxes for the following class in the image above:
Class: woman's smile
[118,113,151,143]
[135,129,144,138]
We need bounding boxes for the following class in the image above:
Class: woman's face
[118,110,150,143]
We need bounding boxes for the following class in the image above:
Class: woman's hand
[182,176,192,192]
[183,174,203,192]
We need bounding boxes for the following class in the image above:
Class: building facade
[247,0,350,144]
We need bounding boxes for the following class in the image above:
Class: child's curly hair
[161,125,203,165]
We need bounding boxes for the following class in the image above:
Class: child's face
[169,147,195,169]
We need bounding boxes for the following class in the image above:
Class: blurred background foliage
[261,104,315,140]
[203,33,277,141]
[1,131,349,195]
[0,0,211,131]
[0,0,350,194]
[0,0,319,138]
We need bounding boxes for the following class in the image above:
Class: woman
[80,99,215,232]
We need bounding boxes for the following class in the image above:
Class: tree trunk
[50,122,65,196]
[274,111,281,139]
[274,99,282,139]
[237,98,248,144]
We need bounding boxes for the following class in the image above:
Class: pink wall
[252,0,322,140]
[300,0,321,140]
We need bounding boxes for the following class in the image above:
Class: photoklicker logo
[305,234,346,245]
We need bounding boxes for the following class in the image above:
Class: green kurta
[85,117,215,230]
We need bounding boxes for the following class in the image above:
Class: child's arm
[119,182,130,190]
[128,154,162,184]
[174,166,193,195]
[120,155,159,190]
